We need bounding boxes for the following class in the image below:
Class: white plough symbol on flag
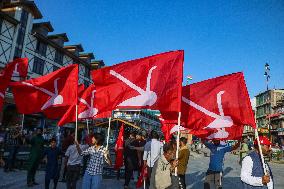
[78,90,98,119]
[110,66,158,106]
[22,78,63,110]
[13,63,19,77]
[0,92,4,99]
[182,91,233,139]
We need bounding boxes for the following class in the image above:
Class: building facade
[0,1,104,134]
[255,89,284,142]
[113,109,161,134]
[269,94,284,144]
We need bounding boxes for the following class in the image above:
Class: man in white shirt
[241,136,274,189]
[65,143,88,189]
[143,131,163,189]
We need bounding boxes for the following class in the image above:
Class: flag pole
[254,128,267,174]
[254,113,267,174]
[86,119,89,135]
[75,105,78,141]
[21,114,25,133]
[106,117,111,149]
[175,111,181,176]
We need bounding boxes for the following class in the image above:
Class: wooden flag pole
[86,119,89,135]
[106,117,111,149]
[75,105,78,141]
[253,112,267,174]
[175,111,181,176]
[254,128,267,174]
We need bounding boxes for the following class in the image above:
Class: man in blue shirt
[203,139,240,189]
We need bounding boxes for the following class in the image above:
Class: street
[0,151,283,189]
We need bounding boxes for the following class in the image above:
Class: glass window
[14,47,22,59]
[54,50,63,64]
[85,67,90,78]
[36,41,47,56]
[15,10,29,58]
[16,27,25,47]
[32,57,45,75]
[0,18,2,33]
[20,9,29,27]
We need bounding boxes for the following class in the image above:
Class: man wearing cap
[241,136,274,189]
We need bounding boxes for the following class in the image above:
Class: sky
[35,0,284,97]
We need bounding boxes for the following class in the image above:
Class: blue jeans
[82,172,102,189]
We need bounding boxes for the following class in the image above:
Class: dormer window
[55,50,63,65]
[36,40,47,56]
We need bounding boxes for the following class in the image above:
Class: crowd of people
[0,125,279,189]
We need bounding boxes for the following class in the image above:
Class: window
[20,9,29,27]
[0,18,2,33]
[53,65,60,72]
[36,41,47,56]
[54,50,63,64]
[14,47,22,59]
[84,67,90,78]
[32,57,45,75]
[15,10,29,58]
[16,27,25,48]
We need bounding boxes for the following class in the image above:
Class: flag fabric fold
[58,84,111,126]
[136,164,148,188]
[159,115,176,142]
[114,123,124,170]
[181,72,255,140]
[0,61,17,110]
[91,50,184,116]
[11,58,29,79]
[11,64,78,119]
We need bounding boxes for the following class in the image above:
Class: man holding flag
[241,136,274,189]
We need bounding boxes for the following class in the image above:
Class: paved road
[0,152,283,189]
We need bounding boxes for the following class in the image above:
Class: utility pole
[264,63,271,140]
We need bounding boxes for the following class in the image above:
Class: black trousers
[45,177,59,189]
[178,174,186,189]
[124,164,134,186]
[66,164,81,189]
[4,146,18,170]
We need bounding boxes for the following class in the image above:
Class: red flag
[58,84,111,126]
[11,58,29,79]
[78,84,85,95]
[114,123,124,170]
[11,64,78,119]
[181,72,255,140]
[136,165,148,188]
[0,61,17,110]
[91,51,184,116]
[159,116,176,142]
